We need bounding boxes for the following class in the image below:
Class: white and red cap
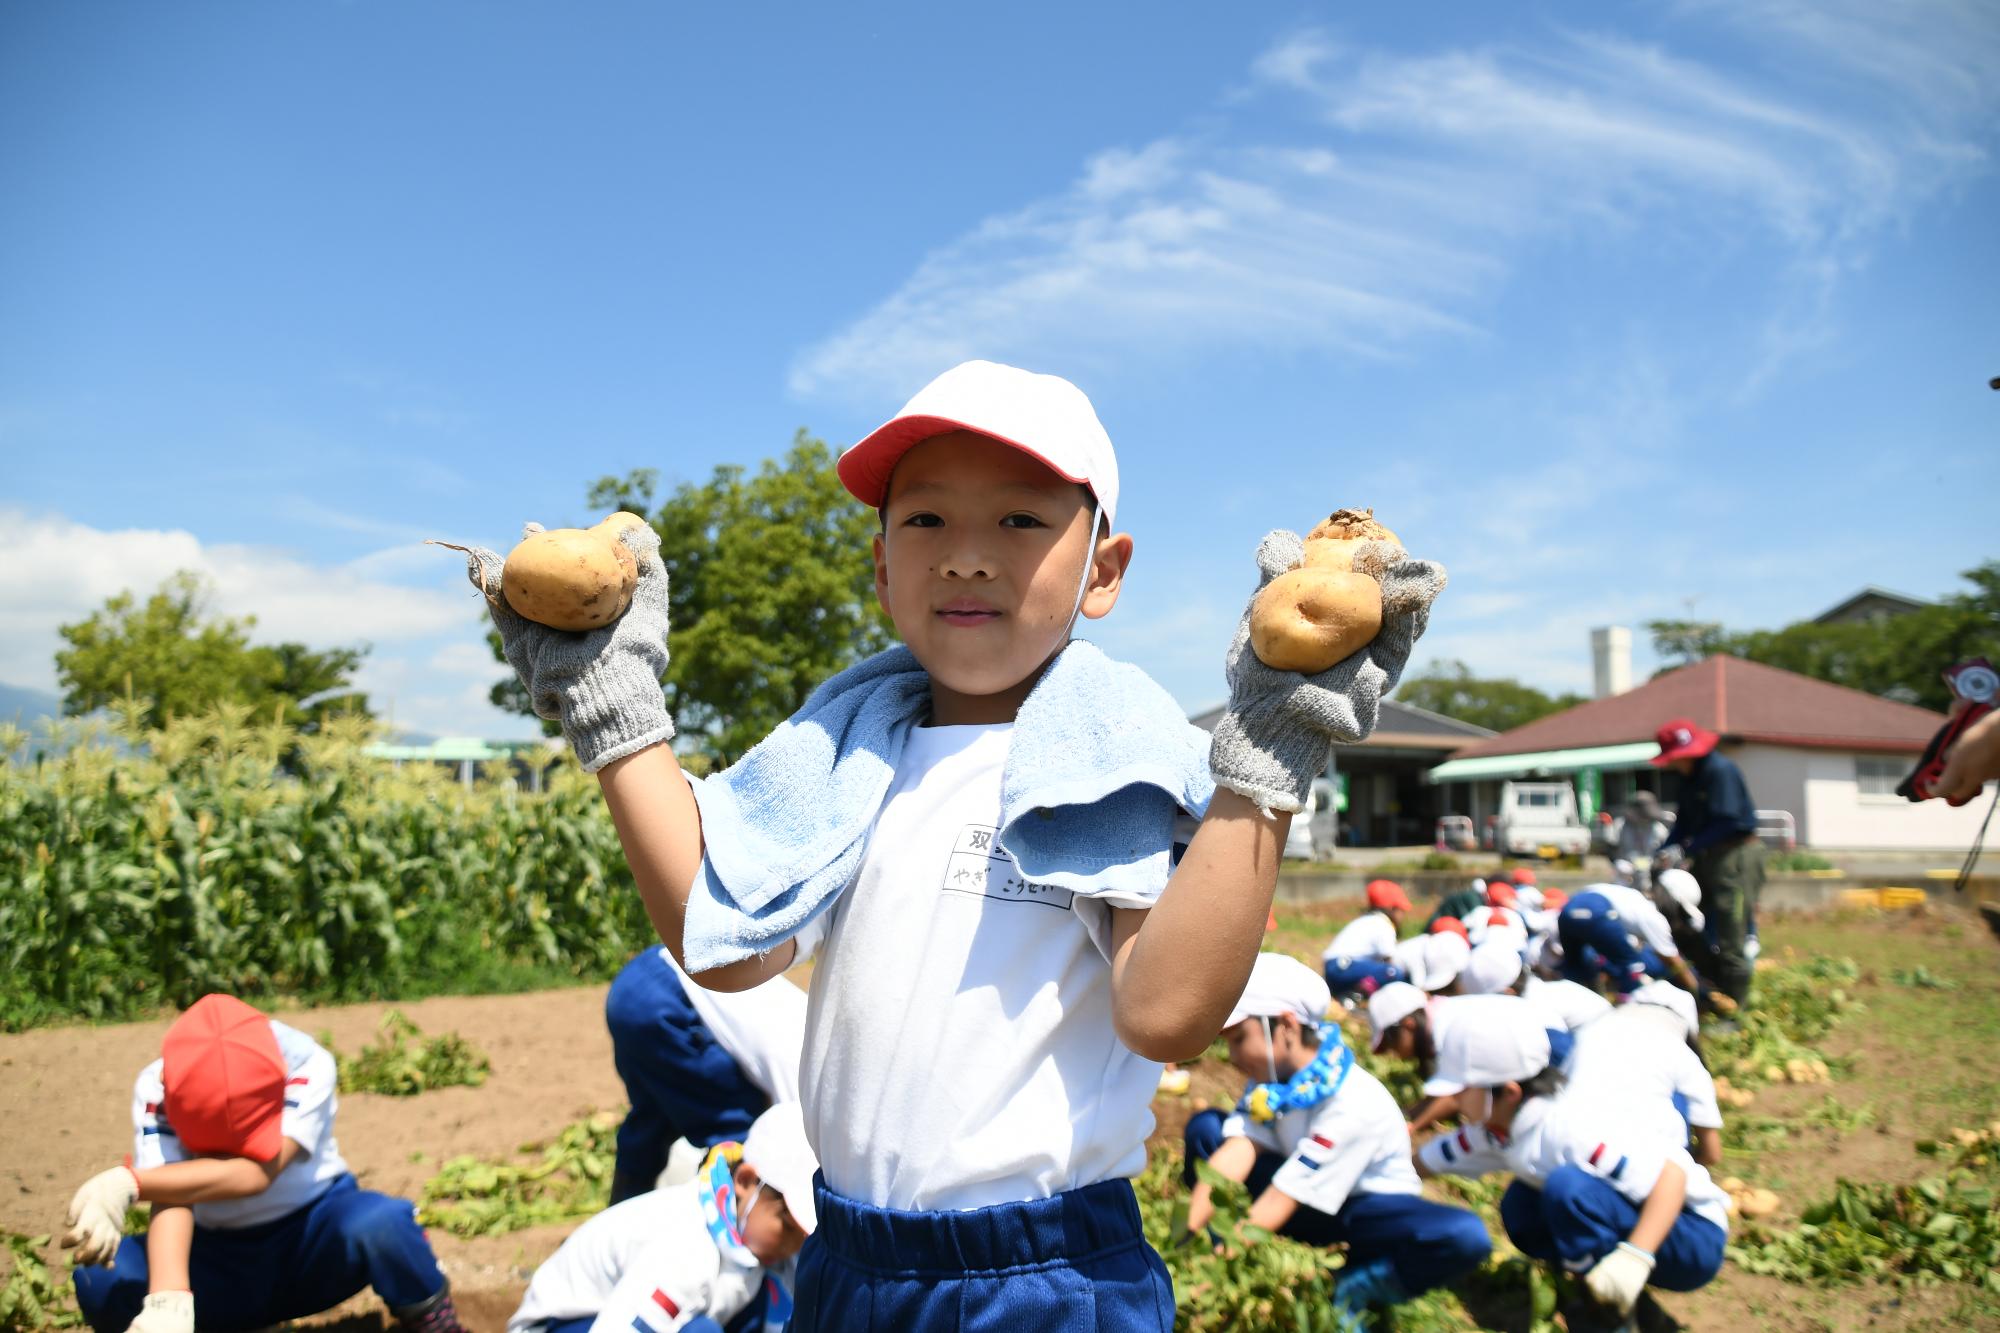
[1225,952,1333,1030]
[1366,981,1429,1051]
[837,360,1121,525]
[1433,995,1553,1089]
[742,1102,820,1234]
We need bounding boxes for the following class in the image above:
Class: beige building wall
[1729,742,2000,850]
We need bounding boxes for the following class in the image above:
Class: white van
[1485,781,1591,858]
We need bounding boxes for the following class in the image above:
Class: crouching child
[1184,954,1491,1325]
[1415,996,1729,1329]
[62,994,464,1333]
[509,1103,815,1333]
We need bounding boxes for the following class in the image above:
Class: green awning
[1425,741,1660,784]
[365,738,546,762]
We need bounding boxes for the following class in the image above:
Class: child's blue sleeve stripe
[283,1098,300,1108]
[1609,1156,1628,1181]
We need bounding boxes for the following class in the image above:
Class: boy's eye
[902,512,943,528]
[1000,513,1045,529]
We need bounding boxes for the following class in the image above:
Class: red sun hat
[1508,867,1536,886]
[1542,887,1570,910]
[161,994,286,1161]
[1486,882,1519,908]
[1429,916,1471,941]
[1653,717,1720,766]
[1365,878,1413,911]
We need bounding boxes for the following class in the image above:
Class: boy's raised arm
[1113,529,1445,1061]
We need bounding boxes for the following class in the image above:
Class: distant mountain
[0,682,61,726]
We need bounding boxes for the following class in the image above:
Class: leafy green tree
[491,432,893,763]
[1391,659,1585,733]
[1645,562,1999,710]
[55,570,371,730]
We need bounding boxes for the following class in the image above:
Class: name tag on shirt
[942,825,1075,911]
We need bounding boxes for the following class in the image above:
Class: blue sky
[4,1,1996,739]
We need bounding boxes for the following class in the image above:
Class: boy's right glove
[1209,529,1445,813]
[460,521,676,773]
[61,1165,139,1266]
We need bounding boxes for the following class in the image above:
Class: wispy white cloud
[790,10,1996,405]
[0,507,526,739]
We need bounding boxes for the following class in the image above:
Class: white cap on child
[1459,940,1525,995]
[1225,953,1333,1030]
[1366,981,1429,1051]
[836,360,1121,525]
[1417,931,1471,992]
[1655,868,1706,932]
[742,1102,820,1234]
[1433,995,1553,1089]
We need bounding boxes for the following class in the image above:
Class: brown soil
[6,911,1998,1331]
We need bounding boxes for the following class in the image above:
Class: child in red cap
[62,994,464,1333]
[1320,879,1414,999]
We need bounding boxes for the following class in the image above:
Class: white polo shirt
[796,722,1164,1211]
[1221,1061,1421,1216]
[1323,912,1399,964]
[1418,1093,1730,1234]
[1565,1009,1722,1133]
[1575,884,1679,958]
[507,1178,775,1332]
[657,948,806,1106]
[1521,977,1612,1034]
[1462,905,1528,950]
[131,1021,349,1229]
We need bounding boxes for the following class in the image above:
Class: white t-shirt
[1577,884,1679,958]
[657,948,806,1106]
[1418,1093,1730,1234]
[796,722,1163,1211]
[1323,912,1398,963]
[132,1020,349,1229]
[507,1178,775,1333]
[1565,1009,1722,1133]
[1521,977,1613,1034]
[1220,1062,1421,1216]
[1419,994,1470,1097]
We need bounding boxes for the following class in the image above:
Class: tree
[1391,659,1586,734]
[491,431,894,763]
[55,570,371,730]
[1644,561,1999,711]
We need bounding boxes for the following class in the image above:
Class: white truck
[1484,781,1592,859]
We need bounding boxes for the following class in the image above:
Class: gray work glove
[1209,530,1447,813]
[461,521,675,772]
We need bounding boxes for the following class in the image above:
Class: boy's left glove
[129,1292,194,1333]
[61,1165,139,1266]
[1209,530,1445,813]
[461,521,675,772]
[1584,1241,1654,1313]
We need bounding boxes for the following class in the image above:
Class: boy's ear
[872,532,890,612]
[1078,531,1135,621]
[734,1161,762,1190]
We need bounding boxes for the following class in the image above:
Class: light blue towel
[680,640,1215,971]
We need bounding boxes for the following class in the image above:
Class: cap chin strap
[1063,501,1101,635]
[1261,1014,1279,1086]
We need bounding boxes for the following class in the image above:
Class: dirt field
[5,907,1997,1331]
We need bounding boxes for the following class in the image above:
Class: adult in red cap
[64,995,466,1333]
[1652,717,1764,1009]
[1321,880,1415,999]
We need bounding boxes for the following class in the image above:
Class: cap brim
[837,416,1090,509]
[768,1168,818,1234]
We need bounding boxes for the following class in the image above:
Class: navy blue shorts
[792,1173,1174,1332]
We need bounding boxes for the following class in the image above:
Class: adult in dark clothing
[1653,718,1764,1007]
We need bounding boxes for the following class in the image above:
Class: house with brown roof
[1427,655,1998,852]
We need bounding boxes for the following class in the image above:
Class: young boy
[1555,881,1701,996]
[62,994,464,1333]
[1564,983,1724,1167]
[604,946,807,1203]
[1415,998,1729,1327]
[1182,955,1490,1323]
[1320,879,1413,997]
[509,1102,817,1333]
[463,359,1447,1328]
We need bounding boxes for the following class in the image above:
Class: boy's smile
[875,430,1132,724]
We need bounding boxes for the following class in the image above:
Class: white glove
[61,1165,140,1267]
[129,1291,194,1333]
[1584,1241,1655,1313]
